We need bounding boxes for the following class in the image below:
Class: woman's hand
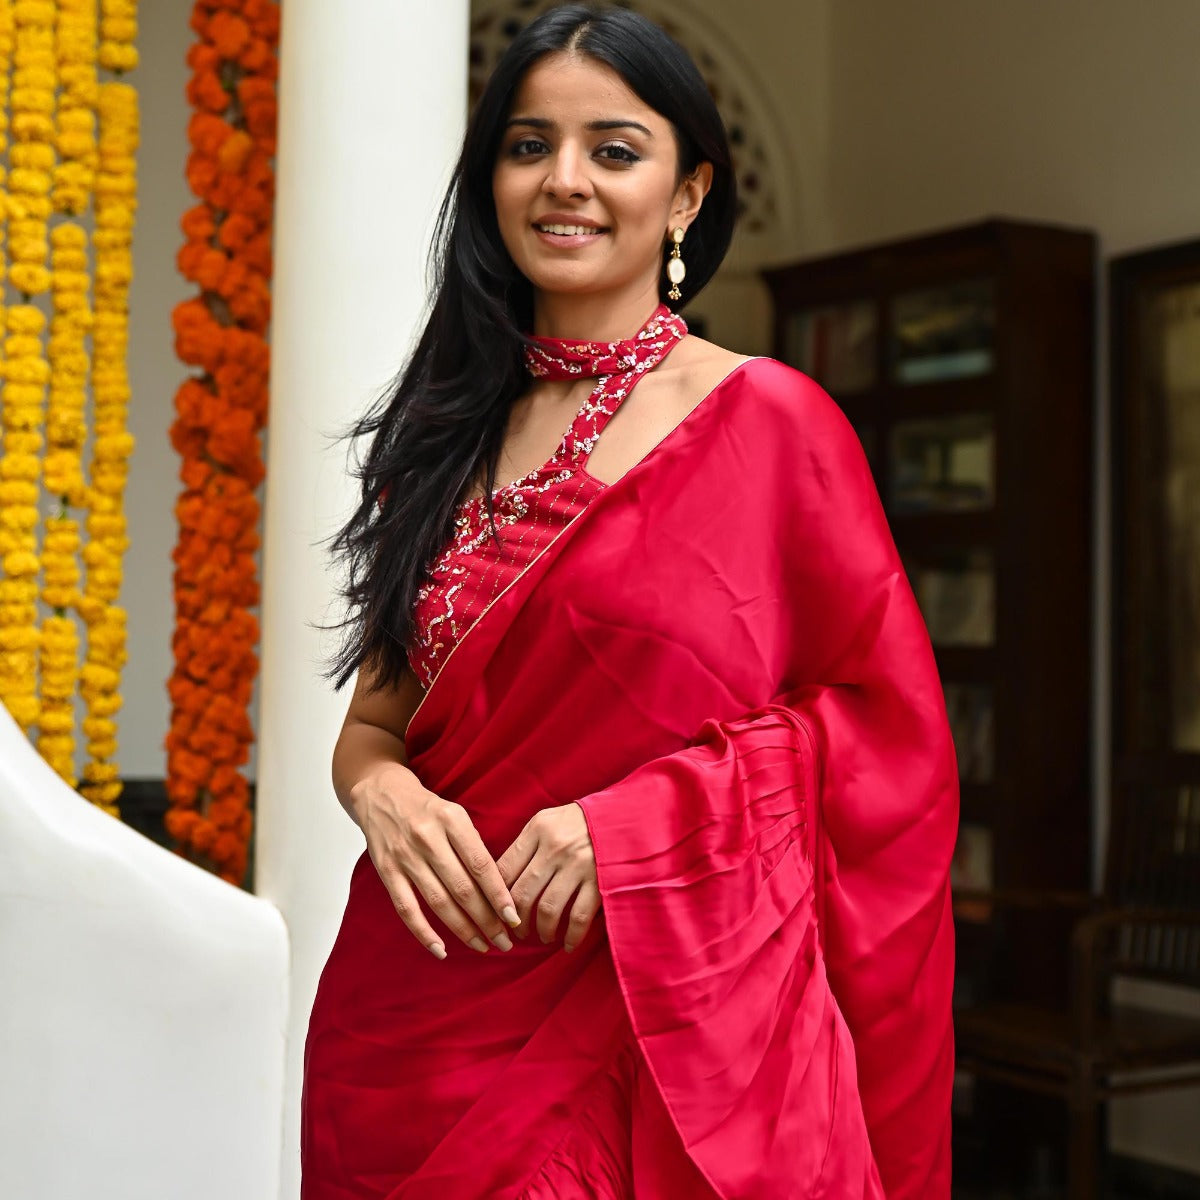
[496,802,601,952]
[350,765,522,960]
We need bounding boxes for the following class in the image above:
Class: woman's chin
[525,272,614,297]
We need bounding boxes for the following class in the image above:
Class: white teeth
[535,223,604,236]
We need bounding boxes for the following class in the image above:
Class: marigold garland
[0,315,46,734]
[165,0,279,886]
[78,1,137,811]
[38,0,98,786]
[0,0,136,817]
[0,0,54,736]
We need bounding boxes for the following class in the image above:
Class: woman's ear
[670,160,713,233]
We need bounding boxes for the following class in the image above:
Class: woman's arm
[331,661,425,828]
[331,661,521,956]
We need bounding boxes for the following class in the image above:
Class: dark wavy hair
[322,3,737,693]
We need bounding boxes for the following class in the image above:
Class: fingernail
[501,905,520,927]
[492,931,513,952]
[427,941,447,960]
[563,943,575,954]
[469,936,489,954]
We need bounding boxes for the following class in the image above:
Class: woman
[302,6,957,1198]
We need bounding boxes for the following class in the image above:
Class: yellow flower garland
[0,0,54,734]
[37,0,99,784]
[0,0,137,815]
[79,0,137,812]
[0,0,16,708]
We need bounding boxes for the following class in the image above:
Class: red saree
[301,357,958,1198]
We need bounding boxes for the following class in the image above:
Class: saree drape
[301,357,958,1199]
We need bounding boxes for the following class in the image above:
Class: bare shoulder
[658,335,758,419]
[585,336,757,485]
[666,343,854,449]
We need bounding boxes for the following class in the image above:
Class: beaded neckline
[456,304,688,514]
[522,303,687,381]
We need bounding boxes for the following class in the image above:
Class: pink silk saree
[301,357,958,1199]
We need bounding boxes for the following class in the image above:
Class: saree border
[403,354,768,744]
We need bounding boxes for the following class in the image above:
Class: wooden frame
[1110,236,1200,790]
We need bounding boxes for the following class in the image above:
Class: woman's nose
[542,143,592,199]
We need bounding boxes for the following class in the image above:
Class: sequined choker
[522,303,688,381]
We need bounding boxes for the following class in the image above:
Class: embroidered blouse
[405,307,686,690]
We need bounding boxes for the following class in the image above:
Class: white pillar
[256,4,469,1195]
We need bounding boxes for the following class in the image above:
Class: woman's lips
[531,225,609,248]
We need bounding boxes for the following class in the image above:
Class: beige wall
[825,0,1200,257]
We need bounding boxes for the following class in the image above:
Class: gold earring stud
[666,226,686,301]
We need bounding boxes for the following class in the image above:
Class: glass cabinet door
[944,682,994,785]
[889,414,995,514]
[1136,279,1200,752]
[783,299,877,395]
[906,548,995,647]
[890,278,996,385]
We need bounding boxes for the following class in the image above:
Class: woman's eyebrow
[504,116,654,137]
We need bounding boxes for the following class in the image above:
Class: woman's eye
[510,138,549,156]
[597,144,639,164]
[506,139,639,164]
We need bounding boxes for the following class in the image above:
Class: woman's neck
[531,285,664,343]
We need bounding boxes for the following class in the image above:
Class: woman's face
[492,51,710,303]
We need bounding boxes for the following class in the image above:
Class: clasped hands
[357,771,601,961]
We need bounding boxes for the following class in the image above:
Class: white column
[256,3,469,1196]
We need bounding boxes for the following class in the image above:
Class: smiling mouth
[532,223,610,236]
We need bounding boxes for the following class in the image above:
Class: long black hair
[322,3,737,694]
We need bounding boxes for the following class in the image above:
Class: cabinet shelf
[887,511,996,545]
[839,375,999,424]
[933,646,996,682]
[958,782,996,824]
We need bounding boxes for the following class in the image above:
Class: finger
[563,880,602,953]
[446,808,522,930]
[382,868,448,960]
[409,861,497,954]
[495,823,538,892]
[510,857,552,939]
[535,874,582,945]
[434,851,515,952]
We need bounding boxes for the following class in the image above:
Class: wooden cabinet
[764,218,1097,1009]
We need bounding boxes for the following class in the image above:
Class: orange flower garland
[165,0,279,886]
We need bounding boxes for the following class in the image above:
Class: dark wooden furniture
[943,239,1200,1199]
[764,217,1099,1189]
[944,237,1200,1197]
[953,798,1200,1199]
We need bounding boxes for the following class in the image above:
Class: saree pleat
[302,359,957,1199]
[575,706,882,1198]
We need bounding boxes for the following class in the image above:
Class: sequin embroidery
[407,305,686,690]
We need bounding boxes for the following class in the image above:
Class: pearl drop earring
[666,226,686,302]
